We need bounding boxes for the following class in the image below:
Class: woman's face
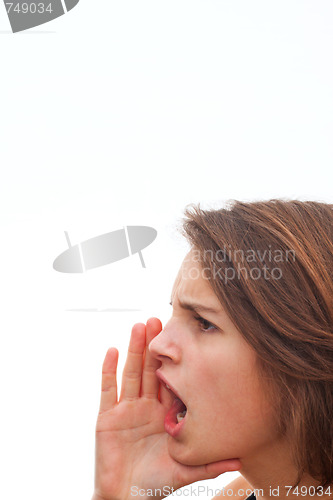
[149,249,281,466]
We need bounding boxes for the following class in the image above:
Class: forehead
[171,250,219,304]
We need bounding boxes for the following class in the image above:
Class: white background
[0,1,332,499]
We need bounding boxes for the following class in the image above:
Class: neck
[239,438,332,500]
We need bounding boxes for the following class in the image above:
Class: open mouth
[177,408,187,423]
[159,376,188,436]
[169,395,187,424]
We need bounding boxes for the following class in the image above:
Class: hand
[92,318,241,500]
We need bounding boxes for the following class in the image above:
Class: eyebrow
[169,298,220,315]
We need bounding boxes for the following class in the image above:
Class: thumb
[204,459,242,478]
[176,459,242,487]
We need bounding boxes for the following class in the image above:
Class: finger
[99,347,119,413]
[141,317,163,399]
[119,323,146,401]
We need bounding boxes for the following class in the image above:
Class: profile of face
[149,249,282,466]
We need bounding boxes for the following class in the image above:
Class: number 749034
[5,3,53,14]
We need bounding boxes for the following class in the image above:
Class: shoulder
[211,475,254,500]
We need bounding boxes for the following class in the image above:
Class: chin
[167,439,212,466]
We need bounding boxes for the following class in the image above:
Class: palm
[95,398,168,497]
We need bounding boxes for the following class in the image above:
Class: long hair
[180,198,333,489]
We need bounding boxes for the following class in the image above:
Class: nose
[148,321,181,364]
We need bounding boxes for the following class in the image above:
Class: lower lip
[164,398,187,437]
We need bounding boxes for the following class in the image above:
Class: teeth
[166,384,171,389]
[176,410,187,423]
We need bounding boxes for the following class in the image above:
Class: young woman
[91,199,333,500]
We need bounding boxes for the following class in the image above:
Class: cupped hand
[92,318,241,500]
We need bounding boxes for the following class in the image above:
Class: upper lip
[156,370,186,406]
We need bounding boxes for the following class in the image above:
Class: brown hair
[180,198,333,489]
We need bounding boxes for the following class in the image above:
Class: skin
[91,249,242,500]
[92,248,331,500]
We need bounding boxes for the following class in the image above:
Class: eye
[193,315,218,333]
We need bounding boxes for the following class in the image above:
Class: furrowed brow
[169,297,220,315]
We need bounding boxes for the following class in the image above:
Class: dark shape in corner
[3,0,80,34]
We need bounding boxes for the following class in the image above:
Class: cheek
[194,346,260,406]
[168,368,278,466]
[169,343,280,465]
[195,351,276,438]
